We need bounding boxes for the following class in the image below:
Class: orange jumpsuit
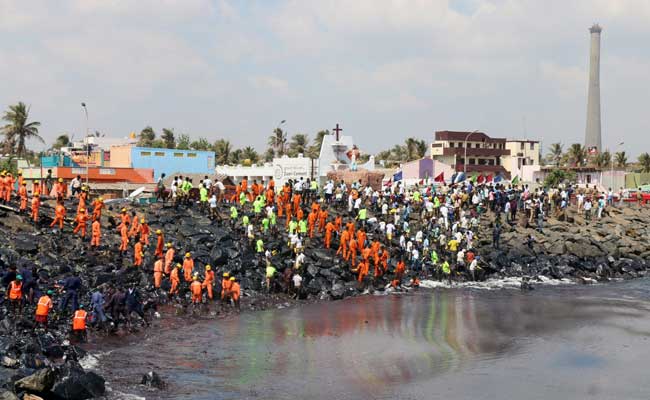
[318,210,328,233]
[356,230,367,249]
[231,282,241,302]
[296,208,304,223]
[221,278,232,300]
[154,234,164,258]
[325,222,335,249]
[53,181,65,200]
[379,250,389,276]
[4,176,13,202]
[395,260,405,283]
[91,220,101,247]
[120,212,131,228]
[50,203,66,229]
[308,212,317,238]
[266,188,275,207]
[334,216,342,232]
[202,270,215,300]
[153,259,163,288]
[164,248,175,275]
[32,182,41,197]
[371,240,381,267]
[182,258,194,282]
[31,196,40,222]
[73,211,89,238]
[119,224,129,252]
[134,241,144,266]
[190,281,202,303]
[358,260,369,282]
[140,223,150,245]
[284,203,292,227]
[18,185,27,211]
[292,194,301,215]
[77,192,87,213]
[170,268,180,295]
[337,230,350,259]
[348,238,358,266]
[91,200,104,221]
[129,217,141,239]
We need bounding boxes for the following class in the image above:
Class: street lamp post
[81,103,89,187]
[463,130,480,175]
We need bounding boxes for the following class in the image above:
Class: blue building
[111,145,215,180]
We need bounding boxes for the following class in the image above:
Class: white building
[215,155,314,187]
[503,140,541,179]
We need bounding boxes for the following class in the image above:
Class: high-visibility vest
[36,296,52,316]
[8,281,22,300]
[73,310,87,330]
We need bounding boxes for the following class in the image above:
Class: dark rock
[2,356,18,369]
[141,370,166,389]
[14,367,56,393]
[0,390,19,400]
[51,362,105,400]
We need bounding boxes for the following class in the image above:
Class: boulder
[141,371,166,389]
[0,390,18,400]
[14,367,56,393]
[51,362,105,400]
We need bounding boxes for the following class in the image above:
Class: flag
[494,175,503,183]
[454,172,466,184]
[418,179,424,185]
[486,174,493,183]
[434,172,444,183]
[384,178,392,187]
[511,175,520,185]
[470,173,478,183]
[477,174,485,184]
[393,171,403,182]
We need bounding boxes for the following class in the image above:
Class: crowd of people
[1,167,645,341]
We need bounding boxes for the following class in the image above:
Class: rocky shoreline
[0,201,649,399]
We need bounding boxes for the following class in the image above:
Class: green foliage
[176,134,190,150]
[639,153,650,173]
[2,102,43,156]
[567,143,587,167]
[288,133,309,157]
[0,156,17,175]
[268,128,287,157]
[241,146,259,163]
[190,137,211,151]
[138,126,156,147]
[150,139,165,148]
[593,151,611,169]
[547,142,563,166]
[544,168,576,188]
[213,139,232,165]
[615,151,627,168]
[161,128,175,149]
[52,134,71,150]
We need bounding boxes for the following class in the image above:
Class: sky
[1,0,649,157]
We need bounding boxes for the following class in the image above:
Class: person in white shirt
[381,203,388,215]
[208,194,218,220]
[386,223,395,241]
[291,273,303,297]
[469,256,479,281]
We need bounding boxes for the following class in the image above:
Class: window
[140,151,151,157]
[530,142,535,150]
[155,152,165,157]
[469,158,476,165]
[475,143,481,148]
[458,142,463,148]
[449,142,454,148]
[173,153,184,158]
[187,153,197,158]
[488,159,495,166]
[520,142,525,150]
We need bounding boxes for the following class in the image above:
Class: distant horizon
[2,1,649,157]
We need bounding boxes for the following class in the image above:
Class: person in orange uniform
[307,211,317,238]
[395,258,406,285]
[164,243,175,275]
[77,187,88,214]
[72,208,89,238]
[134,239,144,267]
[379,246,389,275]
[230,277,241,311]
[119,222,129,253]
[318,209,328,233]
[32,180,41,197]
[153,256,164,288]
[296,208,304,223]
[337,229,350,259]
[169,264,181,296]
[8,275,23,315]
[50,201,66,230]
[202,265,215,300]
[17,170,24,188]
[72,304,88,342]
[18,182,27,212]
[347,237,358,267]
[140,219,150,245]
[53,178,66,201]
[221,272,232,302]
[154,230,164,258]
[120,208,131,228]
[292,193,301,215]
[31,194,40,224]
[334,215,342,233]
[91,197,104,222]
[324,221,335,249]
[129,213,141,239]
[4,173,14,202]
[35,290,54,328]
[90,218,101,248]
[182,253,194,282]
[356,229,367,250]
[284,202,292,227]
[357,259,369,284]
[190,275,202,304]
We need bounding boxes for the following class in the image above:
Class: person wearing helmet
[31,189,41,224]
[90,216,102,248]
[49,201,66,230]
[54,177,66,201]
[18,181,28,212]
[35,290,54,328]
[190,275,202,304]
[32,179,42,197]
[169,263,181,296]
[77,180,88,213]
[202,265,215,301]
[182,253,194,282]
[133,239,145,267]
[140,218,150,245]
[119,220,129,254]
[129,212,140,239]
[72,304,88,342]
[3,172,15,203]
[73,207,89,238]
[154,229,164,258]
[221,272,232,302]
[153,254,164,289]
[164,243,175,275]
[120,208,131,228]
[8,274,23,315]
[91,196,104,222]
[230,277,241,311]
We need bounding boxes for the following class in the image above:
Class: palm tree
[229,148,243,165]
[190,137,211,151]
[1,102,43,157]
[213,139,232,165]
[567,143,587,167]
[593,151,611,169]
[615,151,627,169]
[241,146,259,163]
[548,143,563,166]
[288,133,309,156]
[268,128,287,157]
[161,128,175,149]
[638,153,650,173]
[263,147,274,162]
[391,144,408,162]
[176,134,190,150]
[52,134,71,150]
[307,130,328,159]
[138,126,156,147]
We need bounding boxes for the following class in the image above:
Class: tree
[176,134,190,150]
[391,144,408,162]
[405,137,426,161]
[241,146,259,164]
[638,153,650,173]
[213,139,232,165]
[307,130,328,159]
[268,128,287,157]
[138,126,156,147]
[161,128,175,149]
[190,137,211,151]
[593,151,611,169]
[567,143,587,167]
[52,134,71,150]
[150,139,165,148]
[548,143,564,166]
[615,151,627,169]
[263,148,274,162]
[1,102,43,157]
[288,133,309,156]
[229,148,243,165]
[544,168,576,188]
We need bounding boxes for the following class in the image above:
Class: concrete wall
[129,147,215,180]
[109,145,132,168]
[216,155,313,187]
[318,134,355,178]
[625,173,650,188]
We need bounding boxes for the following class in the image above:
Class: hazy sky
[1,0,649,157]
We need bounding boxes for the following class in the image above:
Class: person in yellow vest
[35,290,54,328]
[72,304,88,342]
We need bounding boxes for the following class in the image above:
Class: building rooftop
[435,131,506,142]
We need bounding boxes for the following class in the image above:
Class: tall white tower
[584,24,602,152]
